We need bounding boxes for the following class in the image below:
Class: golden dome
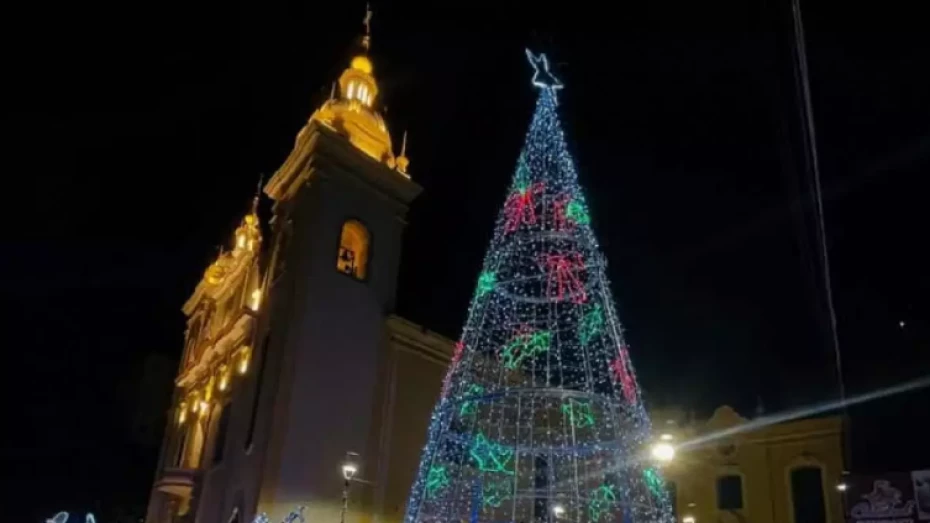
[310,53,395,165]
[350,55,373,74]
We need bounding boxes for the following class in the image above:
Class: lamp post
[340,452,360,523]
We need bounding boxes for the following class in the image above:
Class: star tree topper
[525,49,564,103]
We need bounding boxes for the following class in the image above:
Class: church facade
[144,27,453,523]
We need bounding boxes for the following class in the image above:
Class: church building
[144,20,454,523]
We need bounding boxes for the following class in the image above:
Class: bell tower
[246,20,421,523]
[187,20,418,523]
[142,13,437,523]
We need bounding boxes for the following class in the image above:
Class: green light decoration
[476,271,497,298]
[561,398,596,428]
[482,478,513,508]
[470,433,514,474]
[459,384,485,417]
[578,304,604,346]
[514,163,531,193]
[565,198,591,225]
[425,465,450,498]
[500,329,551,369]
[588,484,618,522]
[643,467,665,496]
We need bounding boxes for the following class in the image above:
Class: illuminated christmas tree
[404,51,675,523]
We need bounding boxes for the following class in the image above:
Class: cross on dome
[525,49,564,102]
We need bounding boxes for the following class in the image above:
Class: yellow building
[654,406,845,523]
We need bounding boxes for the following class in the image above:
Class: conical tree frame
[404,62,674,523]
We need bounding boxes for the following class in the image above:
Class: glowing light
[425,465,450,498]
[476,271,497,297]
[469,433,514,474]
[281,507,306,523]
[351,55,373,74]
[482,478,513,507]
[588,484,617,522]
[836,483,848,492]
[402,58,670,523]
[660,433,674,441]
[565,199,590,225]
[611,347,639,403]
[237,347,251,375]
[250,288,262,311]
[458,384,485,417]
[178,404,188,424]
[218,366,230,391]
[683,516,696,523]
[644,467,665,495]
[543,252,587,303]
[578,304,604,346]
[552,504,566,518]
[46,512,97,523]
[500,328,551,369]
[899,320,906,328]
[525,49,564,103]
[342,452,360,480]
[651,442,676,462]
[561,398,596,428]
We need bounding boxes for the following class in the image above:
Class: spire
[361,3,373,51]
[395,130,410,175]
[252,174,263,215]
[300,8,405,171]
[525,49,564,103]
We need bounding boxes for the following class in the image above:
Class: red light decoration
[611,345,638,403]
[503,182,545,233]
[542,252,587,303]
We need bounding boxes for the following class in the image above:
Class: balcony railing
[155,467,200,499]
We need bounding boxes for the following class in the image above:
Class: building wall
[656,406,845,523]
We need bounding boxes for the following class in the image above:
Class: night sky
[6,0,929,520]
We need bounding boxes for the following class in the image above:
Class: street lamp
[340,452,360,523]
[836,483,848,492]
[651,441,676,463]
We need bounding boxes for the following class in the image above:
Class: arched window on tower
[336,220,370,280]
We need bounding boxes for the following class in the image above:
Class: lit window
[336,220,370,280]
[217,365,230,392]
[236,346,251,375]
[347,82,356,100]
[249,288,261,311]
